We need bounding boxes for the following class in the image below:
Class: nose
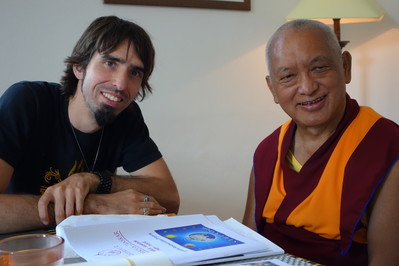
[112,70,129,91]
[298,73,317,95]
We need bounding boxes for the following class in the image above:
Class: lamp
[286,0,385,48]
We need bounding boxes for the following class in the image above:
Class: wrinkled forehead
[271,28,336,62]
[276,28,327,50]
[267,28,343,76]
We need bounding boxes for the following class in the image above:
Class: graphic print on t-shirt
[39,159,85,194]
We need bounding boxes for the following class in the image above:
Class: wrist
[84,194,105,214]
[91,171,113,194]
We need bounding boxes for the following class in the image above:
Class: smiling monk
[243,19,399,265]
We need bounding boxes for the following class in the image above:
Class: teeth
[103,92,122,102]
[300,96,325,106]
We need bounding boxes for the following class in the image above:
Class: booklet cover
[59,214,284,265]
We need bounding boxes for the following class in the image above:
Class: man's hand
[85,189,166,215]
[37,172,99,225]
[37,158,178,225]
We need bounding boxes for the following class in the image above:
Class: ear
[342,51,352,84]
[266,75,279,104]
[73,65,84,80]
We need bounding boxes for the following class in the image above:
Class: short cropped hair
[265,19,342,73]
[60,16,155,101]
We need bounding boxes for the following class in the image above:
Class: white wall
[0,0,398,221]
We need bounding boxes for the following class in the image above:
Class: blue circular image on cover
[186,233,216,242]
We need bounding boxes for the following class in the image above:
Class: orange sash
[263,107,382,240]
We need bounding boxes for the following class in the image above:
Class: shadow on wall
[352,27,399,122]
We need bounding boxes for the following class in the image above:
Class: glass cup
[0,234,64,266]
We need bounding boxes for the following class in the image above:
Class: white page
[63,214,269,265]
[223,218,284,254]
[56,214,161,259]
[183,218,284,265]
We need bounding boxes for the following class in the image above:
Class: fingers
[54,187,87,224]
[38,186,68,225]
[53,190,67,225]
[65,187,76,218]
[65,186,85,216]
[38,179,89,225]
[139,195,166,215]
[40,186,68,225]
[144,195,150,202]
[141,207,150,215]
[139,205,165,215]
[74,189,85,215]
[37,192,51,225]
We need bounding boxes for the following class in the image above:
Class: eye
[280,73,294,83]
[313,65,328,72]
[131,69,143,78]
[104,60,115,67]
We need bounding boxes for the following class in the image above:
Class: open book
[56,214,284,265]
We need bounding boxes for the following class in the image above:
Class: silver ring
[142,207,149,215]
[144,195,150,202]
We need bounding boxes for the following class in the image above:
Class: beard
[80,78,118,127]
[93,104,117,127]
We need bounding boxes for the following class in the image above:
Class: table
[216,254,321,265]
[62,254,320,266]
[1,230,320,265]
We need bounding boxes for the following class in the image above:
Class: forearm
[106,159,180,214]
[110,175,180,214]
[0,194,55,234]
[84,159,180,215]
[367,160,399,265]
[242,169,257,230]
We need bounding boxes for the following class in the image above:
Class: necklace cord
[70,123,104,172]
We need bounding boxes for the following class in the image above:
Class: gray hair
[265,19,342,73]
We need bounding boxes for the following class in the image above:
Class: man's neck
[291,124,337,165]
[68,94,101,133]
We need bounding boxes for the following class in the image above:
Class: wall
[0,0,398,221]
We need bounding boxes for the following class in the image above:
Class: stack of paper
[56,214,284,265]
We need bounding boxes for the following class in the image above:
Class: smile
[297,96,326,106]
[102,92,122,102]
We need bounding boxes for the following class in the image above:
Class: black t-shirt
[0,81,162,194]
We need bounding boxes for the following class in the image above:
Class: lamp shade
[286,0,385,24]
